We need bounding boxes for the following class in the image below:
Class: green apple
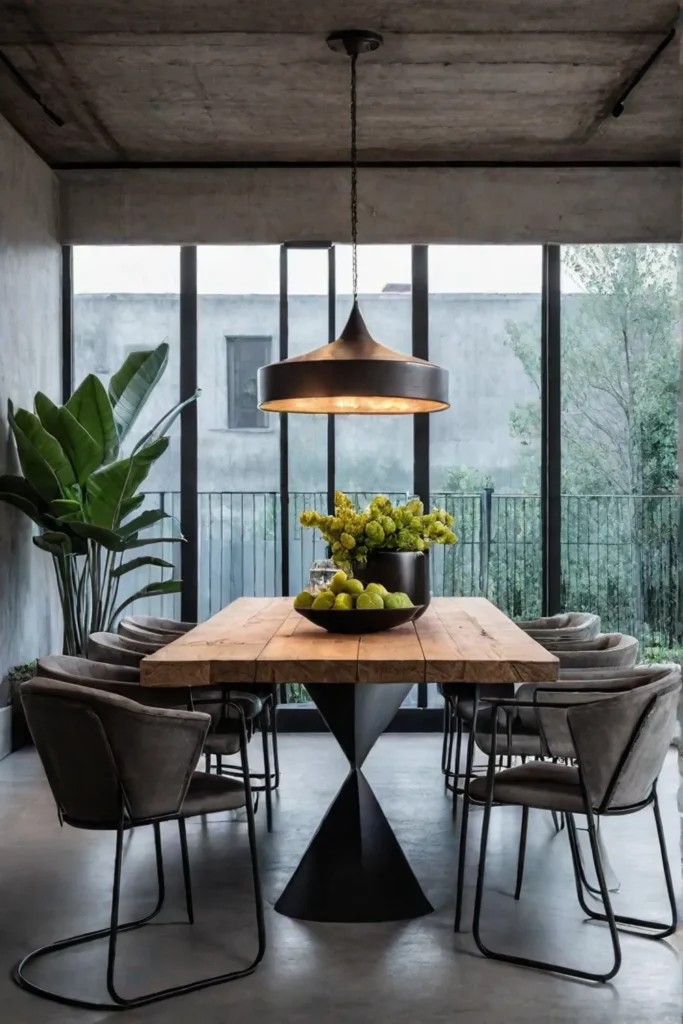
[365,582,389,598]
[293,590,314,609]
[357,591,384,610]
[342,578,364,597]
[333,592,354,611]
[329,570,348,595]
[311,591,335,610]
[383,593,404,610]
[395,592,414,608]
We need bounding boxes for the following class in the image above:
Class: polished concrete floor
[0,733,680,1024]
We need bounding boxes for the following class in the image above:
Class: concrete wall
[0,116,62,687]
[73,292,543,496]
[60,167,681,245]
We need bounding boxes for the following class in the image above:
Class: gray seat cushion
[469,762,584,813]
[181,771,246,817]
[203,726,241,756]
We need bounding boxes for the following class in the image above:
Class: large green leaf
[108,344,169,442]
[110,579,182,622]
[86,437,169,528]
[0,491,46,526]
[0,474,47,507]
[8,401,71,501]
[119,509,169,538]
[34,392,61,437]
[55,407,102,484]
[70,521,126,551]
[66,375,118,463]
[33,532,72,556]
[50,498,82,518]
[111,556,175,578]
[119,494,145,519]
[125,535,184,549]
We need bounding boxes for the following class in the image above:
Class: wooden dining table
[141,596,559,924]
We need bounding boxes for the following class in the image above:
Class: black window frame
[64,242,561,730]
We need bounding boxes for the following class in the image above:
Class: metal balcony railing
[125,491,683,651]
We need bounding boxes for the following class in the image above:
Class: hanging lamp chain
[350,52,358,301]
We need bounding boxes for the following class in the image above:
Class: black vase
[354,551,430,619]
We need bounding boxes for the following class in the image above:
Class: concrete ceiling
[0,1,679,166]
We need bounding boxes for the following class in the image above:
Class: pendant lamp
[258,29,450,415]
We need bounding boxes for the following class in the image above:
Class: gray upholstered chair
[89,630,164,668]
[452,664,678,930]
[120,621,283,800]
[440,612,603,782]
[16,679,265,1010]
[36,656,268,822]
[122,614,195,636]
[464,670,680,982]
[515,612,601,643]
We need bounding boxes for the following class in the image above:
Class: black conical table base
[275,683,434,923]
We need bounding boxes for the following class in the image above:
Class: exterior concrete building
[74,291,543,497]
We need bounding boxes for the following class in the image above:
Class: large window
[70,241,683,716]
[560,245,680,651]
[197,246,280,617]
[73,246,182,619]
[428,246,543,620]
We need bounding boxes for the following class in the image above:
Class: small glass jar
[308,558,337,594]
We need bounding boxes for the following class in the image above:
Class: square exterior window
[226,336,271,430]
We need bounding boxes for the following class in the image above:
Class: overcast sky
[74,245,584,294]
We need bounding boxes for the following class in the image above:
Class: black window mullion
[279,245,290,598]
[61,245,73,402]
[180,246,198,623]
[412,245,429,710]
[541,244,561,615]
[327,245,336,514]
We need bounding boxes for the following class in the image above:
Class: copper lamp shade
[258,302,449,414]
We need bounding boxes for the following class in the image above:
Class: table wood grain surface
[140,597,559,687]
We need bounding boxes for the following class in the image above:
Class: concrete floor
[0,734,680,1024]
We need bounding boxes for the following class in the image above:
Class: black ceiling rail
[0,49,64,126]
[611,24,676,118]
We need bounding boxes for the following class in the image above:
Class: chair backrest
[567,667,681,812]
[89,631,162,668]
[123,615,195,636]
[554,634,638,670]
[38,654,140,684]
[21,679,210,827]
[516,612,600,643]
[37,655,192,710]
[119,621,179,645]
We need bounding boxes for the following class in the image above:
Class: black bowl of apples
[293,571,422,634]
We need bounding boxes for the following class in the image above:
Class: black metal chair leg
[473,796,621,982]
[178,819,194,924]
[270,691,281,791]
[514,806,529,900]
[106,815,127,1004]
[216,754,223,775]
[261,705,273,832]
[454,687,478,931]
[441,700,450,775]
[568,796,677,939]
